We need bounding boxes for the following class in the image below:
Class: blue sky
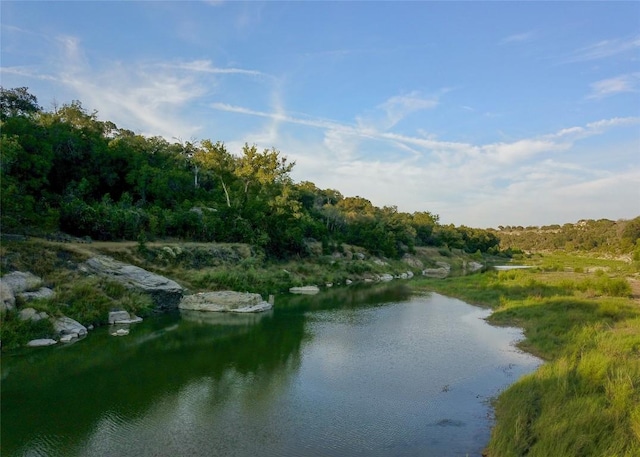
[2,1,639,228]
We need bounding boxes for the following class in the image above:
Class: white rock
[52,316,87,337]
[345,279,353,285]
[60,334,77,343]
[379,274,394,282]
[18,307,39,321]
[27,338,57,347]
[112,328,130,336]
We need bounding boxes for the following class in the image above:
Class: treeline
[0,87,501,258]
[493,218,640,256]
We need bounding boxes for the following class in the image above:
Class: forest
[0,87,501,259]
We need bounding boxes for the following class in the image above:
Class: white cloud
[587,73,640,99]
[567,35,640,62]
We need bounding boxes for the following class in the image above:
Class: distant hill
[492,217,640,255]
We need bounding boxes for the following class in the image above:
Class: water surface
[1,284,540,456]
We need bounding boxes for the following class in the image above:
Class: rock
[0,281,16,314]
[422,267,450,279]
[402,254,424,269]
[112,328,130,336]
[373,259,388,266]
[18,307,40,321]
[325,283,333,288]
[81,255,184,311]
[60,334,77,343]
[435,262,451,270]
[289,286,320,295]
[1,271,43,294]
[231,302,272,313]
[354,252,366,260]
[27,338,57,347]
[345,279,353,285]
[179,291,272,313]
[19,287,55,302]
[379,274,394,282]
[108,310,131,324]
[52,316,87,337]
[466,261,484,272]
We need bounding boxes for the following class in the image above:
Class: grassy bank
[413,253,640,456]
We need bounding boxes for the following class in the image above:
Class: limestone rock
[18,307,46,322]
[379,274,394,282]
[0,281,16,314]
[179,291,272,313]
[1,271,43,294]
[60,334,77,343]
[52,316,87,337]
[81,255,184,311]
[27,338,57,347]
[19,287,55,302]
[289,286,320,295]
[402,254,424,269]
[108,310,142,324]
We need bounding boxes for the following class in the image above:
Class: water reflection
[1,284,540,457]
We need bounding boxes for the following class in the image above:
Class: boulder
[379,274,394,282]
[108,310,142,324]
[289,286,320,295]
[27,338,57,347]
[52,316,87,337]
[81,256,184,311]
[466,261,484,273]
[19,287,55,302]
[0,281,16,314]
[112,328,130,336]
[18,307,42,322]
[179,291,272,313]
[1,271,43,294]
[1,271,46,314]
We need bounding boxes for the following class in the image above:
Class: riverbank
[412,252,640,456]
[0,237,490,349]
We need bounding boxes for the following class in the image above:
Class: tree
[193,140,237,207]
[0,87,40,120]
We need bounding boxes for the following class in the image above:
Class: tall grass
[413,253,640,456]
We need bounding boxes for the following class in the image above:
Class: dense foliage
[494,218,640,258]
[1,87,501,258]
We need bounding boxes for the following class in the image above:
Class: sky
[1,1,639,228]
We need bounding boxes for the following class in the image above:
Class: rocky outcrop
[179,291,272,313]
[0,281,16,314]
[289,285,320,295]
[80,256,184,311]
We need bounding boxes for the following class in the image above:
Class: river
[1,283,540,457]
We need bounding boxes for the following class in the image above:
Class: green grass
[412,253,640,456]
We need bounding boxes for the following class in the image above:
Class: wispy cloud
[159,60,270,78]
[567,34,640,62]
[500,31,536,44]
[587,73,640,99]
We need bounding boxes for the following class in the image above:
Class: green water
[1,284,540,456]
